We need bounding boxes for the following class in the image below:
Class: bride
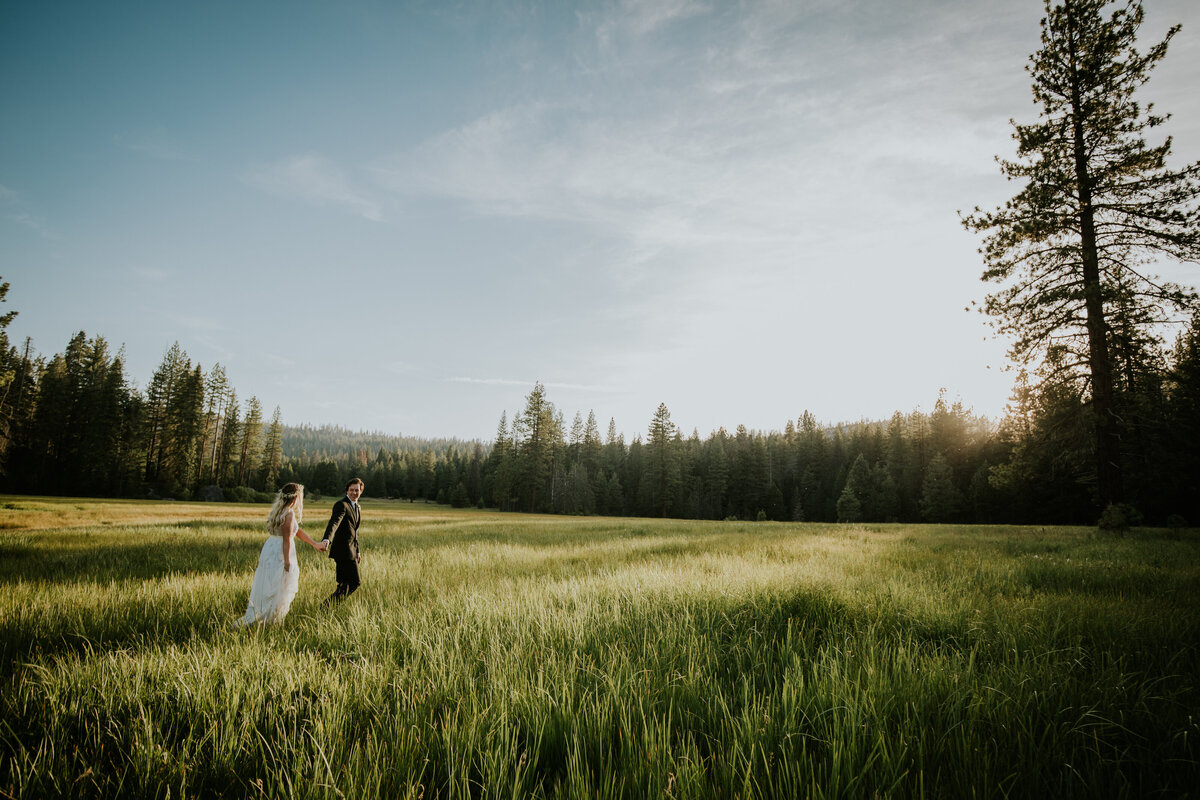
[236,482,327,625]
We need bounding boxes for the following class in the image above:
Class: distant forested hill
[281,424,477,459]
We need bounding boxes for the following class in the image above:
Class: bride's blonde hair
[266,482,304,533]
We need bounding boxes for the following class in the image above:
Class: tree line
[0,306,1196,525]
[479,344,1199,524]
[0,327,287,501]
[0,319,481,503]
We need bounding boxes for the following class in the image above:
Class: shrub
[1098,502,1143,534]
[225,486,274,504]
[197,485,224,503]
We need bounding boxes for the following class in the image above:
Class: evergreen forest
[1,297,1198,526]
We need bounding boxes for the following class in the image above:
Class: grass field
[1,496,1197,799]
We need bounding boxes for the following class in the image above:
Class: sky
[3,0,1199,442]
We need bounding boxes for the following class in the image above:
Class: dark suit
[321,495,361,602]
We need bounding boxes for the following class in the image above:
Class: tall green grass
[1,499,1197,798]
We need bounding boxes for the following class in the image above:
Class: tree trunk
[1069,13,1123,508]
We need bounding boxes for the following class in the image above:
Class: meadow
[0,497,1197,799]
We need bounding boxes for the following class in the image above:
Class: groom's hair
[346,477,365,491]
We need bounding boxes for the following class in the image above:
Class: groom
[321,477,365,604]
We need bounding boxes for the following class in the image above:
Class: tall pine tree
[514,383,561,512]
[645,403,678,517]
[237,397,264,487]
[259,405,284,490]
[963,0,1200,511]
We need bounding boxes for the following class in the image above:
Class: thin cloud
[381,0,1030,262]
[164,313,228,333]
[131,267,171,282]
[0,184,53,238]
[448,377,529,386]
[389,361,420,375]
[371,0,1042,390]
[258,352,299,370]
[245,153,383,222]
[113,126,198,161]
[597,0,712,40]
[449,377,624,393]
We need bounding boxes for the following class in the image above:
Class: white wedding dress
[236,512,300,625]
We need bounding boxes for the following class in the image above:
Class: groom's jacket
[322,496,361,561]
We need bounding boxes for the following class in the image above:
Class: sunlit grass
[1,496,1197,798]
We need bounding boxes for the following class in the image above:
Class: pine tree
[582,410,602,473]
[194,364,228,486]
[419,449,436,500]
[164,364,204,493]
[836,486,862,523]
[989,353,1096,523]
[920,452,965,522]
[569,411,585,447]
[790,493,805,522]
[258,405,284,490]
[143,343,190,485]
[624,435,643,514]
[1164,315,1200,521]
[874,463,901,522]
[558,461,595,515]
[215,391,241,486]
[603,417,625,479]
[515,383,561,512]
[28,347,70,488]
[489,411,515,509]
[962,0,1200,509]
[844,454,876,521]
[728,425,754,519]
[605,471,624,516]
[0,279,18,461]
[467,442,485,505]
[38,333,97,492]
[237,397,264,487]
[704,434,729,519]
[646,402,678,517]
[0,338,38,482]
[747,434,771,520]
[312,459,341,496]
[81,341,137,494]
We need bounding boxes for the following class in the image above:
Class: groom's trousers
[327,558,360,603]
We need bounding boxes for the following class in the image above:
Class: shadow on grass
[0,538,264,585]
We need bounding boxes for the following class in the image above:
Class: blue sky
[3,0,1198,441]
